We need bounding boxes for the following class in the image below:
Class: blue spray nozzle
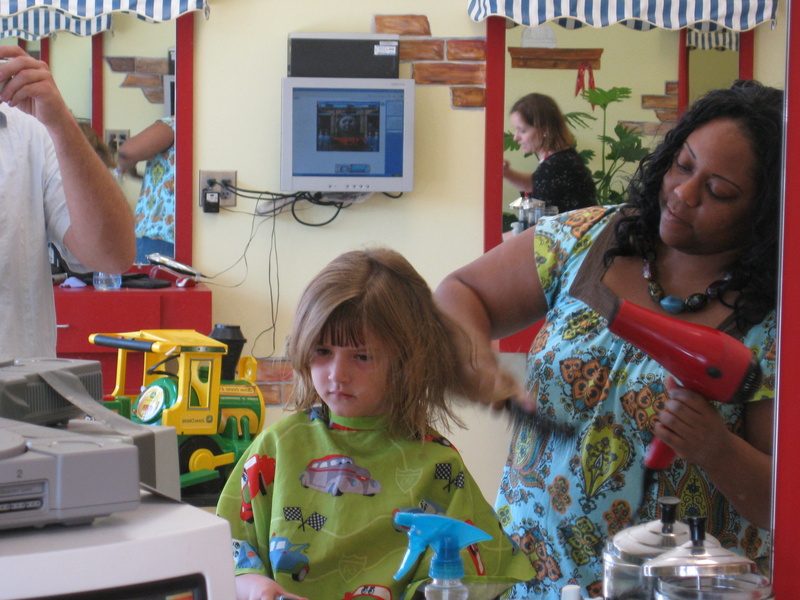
[393,512,492,581]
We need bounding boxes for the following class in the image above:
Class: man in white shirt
[0,48,135,361]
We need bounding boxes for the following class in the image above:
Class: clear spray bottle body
[393,513,492,600]
[425,578,469,600]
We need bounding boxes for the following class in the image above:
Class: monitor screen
[281,77,415,193]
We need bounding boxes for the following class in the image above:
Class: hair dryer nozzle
[730,356,762,404]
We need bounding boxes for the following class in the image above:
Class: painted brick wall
[375,14,487,108]
[256,358,294,406]
[621,81,679,136]
[106,55,170,104]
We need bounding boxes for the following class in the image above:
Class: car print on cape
[232,539,263,570]
[269,535,310,582]
[240,454,276,522]
[299,454,381,497]
[341,584,393,600]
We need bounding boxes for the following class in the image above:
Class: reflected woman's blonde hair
[287,247,466,440]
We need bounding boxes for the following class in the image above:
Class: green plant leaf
[581,86,632,110]
[564,111,597,130]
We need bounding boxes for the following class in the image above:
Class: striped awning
[468,0,778,33]
[1,8,110,40]
[687,28,739,50]
[0,0,206,40]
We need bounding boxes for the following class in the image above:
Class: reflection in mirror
[49,35,92,121]
[103,15,176,264]
[0,38,40,52]
[4,16,188,266]
[688,46,739,103]
[494,17,785,579]
[501,23,679,212]
[685,29,743,105]
[48,17,177,265]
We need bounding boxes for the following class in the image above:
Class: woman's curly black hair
[604,80,784,330]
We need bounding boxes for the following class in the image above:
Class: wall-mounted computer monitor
[281,77,415,194]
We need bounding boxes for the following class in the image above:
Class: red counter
[53,283,213,395]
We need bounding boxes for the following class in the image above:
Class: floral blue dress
[497,206,774,599]
[134,116,175,244]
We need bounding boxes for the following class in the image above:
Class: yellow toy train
[89,327,264,494]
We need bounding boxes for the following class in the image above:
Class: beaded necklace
[642,252,730,314]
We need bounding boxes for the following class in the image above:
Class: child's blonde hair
[288,247,465,439]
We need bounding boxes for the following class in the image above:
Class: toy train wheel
[179,436,226,495]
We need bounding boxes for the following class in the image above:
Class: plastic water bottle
[93,272,122,290]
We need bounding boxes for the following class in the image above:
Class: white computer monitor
[280,77,415,194]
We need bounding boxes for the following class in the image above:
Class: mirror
[47,13,192,266]
[483,13,787,580]
[49,35,92,121]
[100,15,179,265]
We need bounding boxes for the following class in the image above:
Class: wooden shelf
[508,47,603,70]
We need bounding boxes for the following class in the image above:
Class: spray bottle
[393,512,491,600]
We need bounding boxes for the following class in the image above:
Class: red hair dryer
[607,300,763,506]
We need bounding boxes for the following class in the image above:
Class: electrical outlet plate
[198,170,237,207]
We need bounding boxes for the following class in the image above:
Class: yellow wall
[50,35,92,121]
[688,48,739,103]
[192,0,488,360]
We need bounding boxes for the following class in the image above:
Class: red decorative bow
[575,61,596,107]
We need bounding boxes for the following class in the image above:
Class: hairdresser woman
[435,81,781,597]
[503,93,596,212]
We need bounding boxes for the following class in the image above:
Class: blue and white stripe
[687,27,739,50]
[468,0,777,32]
[0,0,205,38]
[0,8,110,39]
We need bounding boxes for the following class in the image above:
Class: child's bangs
[318,301,366,348]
